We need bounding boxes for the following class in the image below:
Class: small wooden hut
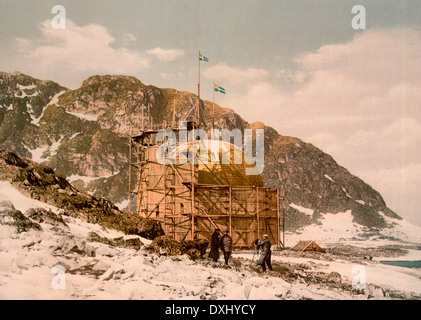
[292,240,325,253]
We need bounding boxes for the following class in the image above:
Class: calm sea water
[380,260,421,269]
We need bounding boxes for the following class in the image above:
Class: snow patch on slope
[28,137,63,163]
[67,111,98,122]
[17,84,36,91]
[324,174,334,182]
[0,181,58,213]
[67,173,115,184]
[287,210,360,246]
[286,204,421,247]
[290,203,314,216]
[377,211,421,244]
[32,90,66,125]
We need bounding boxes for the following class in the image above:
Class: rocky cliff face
[0,72,66,157]
[0,71,401,232]
[261,129,401,230]
[0,149,164,239]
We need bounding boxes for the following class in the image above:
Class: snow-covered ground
[0,181,58,213]
[67,111,98,122]
[0,182,420,300]
[287,204,421,245]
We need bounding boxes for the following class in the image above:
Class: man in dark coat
[209,229,220,262]
[219,230,232,266]
[257,234,273,272]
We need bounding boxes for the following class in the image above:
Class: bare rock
[57,237,96,257]
[87,232,143,250]
[0,200,15,210]
[147,236,209,260]
[26,208,68,228]
[0,205,42,233]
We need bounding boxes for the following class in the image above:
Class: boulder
[148,236,182,256]
[0,200,15,210]
[100,211,165,240]
[87,232,143,250]
[147,236,209,260]
[326,271,342,284]
[25,208,68,228]
[58,237,96,257]
[0,150,28,168]
[0,205,42,233]
[180,239,209,258]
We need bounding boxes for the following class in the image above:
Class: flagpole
[198,51,201,126]
[212,82,215,130]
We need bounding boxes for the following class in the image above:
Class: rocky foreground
[0,149,210,257]
[1,194,420,300]
[0,149,420,300]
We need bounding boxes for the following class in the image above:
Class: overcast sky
[1,0,420,226]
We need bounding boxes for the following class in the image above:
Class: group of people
[209,229,232,265]
[208,229,272,272]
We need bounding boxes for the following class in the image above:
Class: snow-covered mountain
[0,71,406,236]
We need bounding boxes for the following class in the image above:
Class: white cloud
[146,47,185,61]
[276,69,309,84]
[230,26,421,142]
[296,27,421,86]
[122,32,136,43]
[222,27,421,225]
[159,72,185,81]
[202,63,269,85]
[11,20,150,89]
[358,164,421,227]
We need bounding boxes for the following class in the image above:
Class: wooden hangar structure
[128,101,285,249]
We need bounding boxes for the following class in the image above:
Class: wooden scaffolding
[129,121,285,249]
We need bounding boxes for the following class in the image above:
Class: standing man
[209,228,220,262]
[257,234,273,272]
[219,230,232,266]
